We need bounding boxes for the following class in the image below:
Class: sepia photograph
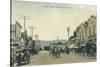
[10,0,97,67]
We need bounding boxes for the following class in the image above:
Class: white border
[0,0,100,67]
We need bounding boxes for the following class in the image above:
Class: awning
[68,44,75,48]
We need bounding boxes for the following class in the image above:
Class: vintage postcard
[10,0,96,67]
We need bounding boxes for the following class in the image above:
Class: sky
[12,0,96,40]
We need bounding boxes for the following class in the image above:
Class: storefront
[68,44,79,54]
[86,42,96,56]
[87,34,96,56]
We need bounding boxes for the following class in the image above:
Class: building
[10,21,22,65]
[10,21,22,45]
[87,15,96,44]
[75,15,96,46]
[10,24,16,44]
[74,15,96,56]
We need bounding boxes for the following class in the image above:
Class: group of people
[16,39,35,65]
[49,46,61,58]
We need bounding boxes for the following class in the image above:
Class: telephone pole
[67,27,70,40]
[20,16,31,32]
[19,15,31,43]
[34,34,39,41]
[57,36,59,42]
[29,26,35,39]
[67,26,70,46]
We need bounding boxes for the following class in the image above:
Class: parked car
[16,48,31,66]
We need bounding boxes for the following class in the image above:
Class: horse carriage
[16,48,31,66]
[49,43,61,58]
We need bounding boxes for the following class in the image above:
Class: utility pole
[67,26,70,46]
[29,26,35,39]
[34,34,39,41]
[67,27,70,40]
[57,36,59,43]
[19,16,31,32]
[19,16,31,46]
[23,16,26,32]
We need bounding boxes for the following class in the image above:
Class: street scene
[10,0,96,67]
[13,50,95,67]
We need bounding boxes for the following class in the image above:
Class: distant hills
[38,40,67,48]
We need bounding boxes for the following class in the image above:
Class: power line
[19,16,31,32]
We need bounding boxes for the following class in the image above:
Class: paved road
[17,50,96,67]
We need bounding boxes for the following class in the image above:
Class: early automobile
[16,48,31,65]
